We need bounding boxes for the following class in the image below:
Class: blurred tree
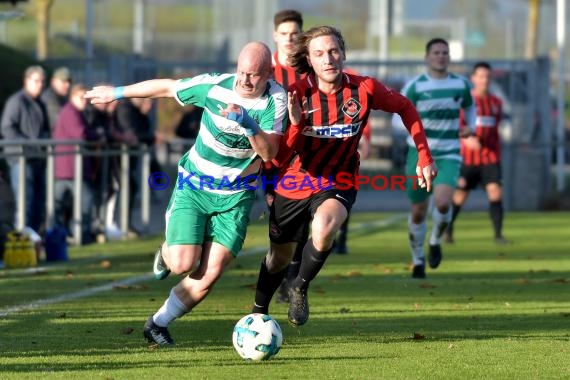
[36,0,53,60]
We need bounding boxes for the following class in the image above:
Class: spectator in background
[173,105,203,157]
[1,65,49,233]
[175,105,203,140]
[53,84,97,243]
[101,100,123,240]
[84,93,112,242]
[112,97,156,238]
[41,67,72,133]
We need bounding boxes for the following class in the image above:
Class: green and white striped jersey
[396,73,473,161]
[173,73,287,193]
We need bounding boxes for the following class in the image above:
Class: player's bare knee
[168,246,200,275]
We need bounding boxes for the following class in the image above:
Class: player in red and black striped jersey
[446,62,511,244]
[251,26,438,326]
[272,9,304,90]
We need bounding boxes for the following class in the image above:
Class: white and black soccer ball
[232,313,283,361]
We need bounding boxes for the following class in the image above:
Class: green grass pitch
[1,212,569,379]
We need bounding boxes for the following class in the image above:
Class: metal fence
[0,140,155,245]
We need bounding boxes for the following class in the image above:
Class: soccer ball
[232,313,282,361]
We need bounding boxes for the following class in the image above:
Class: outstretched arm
[84,79,178,104]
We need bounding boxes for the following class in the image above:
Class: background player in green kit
[85,41,287,346]
[393,37,476,279]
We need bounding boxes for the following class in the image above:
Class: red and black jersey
[461,92,502,166]
[275,72,432,199]
[272,52,304,91]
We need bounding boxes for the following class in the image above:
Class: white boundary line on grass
[0,213,406,318]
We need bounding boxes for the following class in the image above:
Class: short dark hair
[425,37,449,54]
[289,25,346,75]
[24,65,45,79]
[472,61,492,74]
[274,9,303,30]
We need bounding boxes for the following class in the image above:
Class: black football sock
[489,200,504,238]
[448,203,462,236]
[290,238,332,291]
[252,257,288,314]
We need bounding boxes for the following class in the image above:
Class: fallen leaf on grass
[413,303,422,310]
[373,264,394,274]
[121,327,135,335]
[347,270,361,277]
[412,332,426,340]
[100,260,112,269]
[448,343,456,349]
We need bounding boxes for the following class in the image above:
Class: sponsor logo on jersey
[302,121,362,138]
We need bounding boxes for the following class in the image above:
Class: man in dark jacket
[1,65,49,232]
[41,66,72,133]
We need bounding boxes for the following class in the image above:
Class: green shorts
[405,148,460,204]
[165,185,256,257]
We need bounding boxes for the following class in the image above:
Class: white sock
[429,208,452,245]
[153,288,189,327]
[408,215,427,266]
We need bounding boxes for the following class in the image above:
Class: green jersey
[174,73,287,193]
[399,73,473,161]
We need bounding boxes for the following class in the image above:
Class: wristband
[113,86,125,100]
[228,106,261,137]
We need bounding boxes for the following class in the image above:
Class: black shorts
[269,188,357,244]
[458,163,502,191]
